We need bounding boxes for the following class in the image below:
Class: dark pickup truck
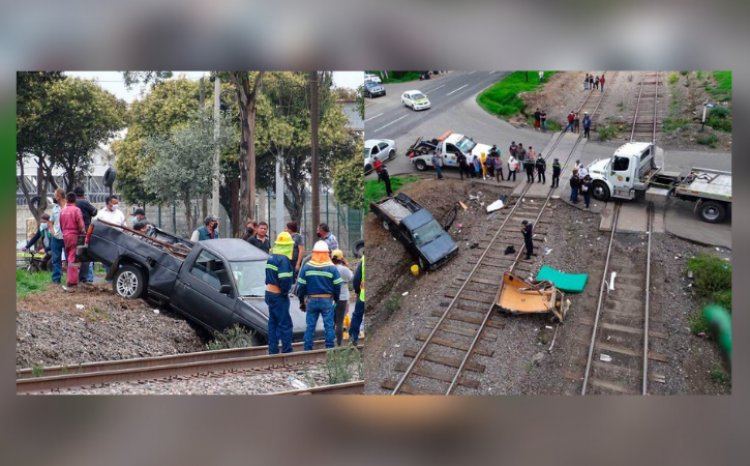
[79,220,321,344]
[370,192,458,271]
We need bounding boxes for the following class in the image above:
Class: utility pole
[310,71,320,246]
[212,74,221,219]
[275,150,284,236]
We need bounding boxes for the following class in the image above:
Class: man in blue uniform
[265,232,296,354]
[296,240,342,350]
[350,256,365,346]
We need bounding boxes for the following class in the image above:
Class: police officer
[521,220,535,260]
[350,256,365,346]
[265,232,296,354]
[535,155,547,184]
[296,240,342,350]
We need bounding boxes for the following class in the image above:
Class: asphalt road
[365,71,731,180]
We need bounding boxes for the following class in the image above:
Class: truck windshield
[229,260,267,297]
[455,136,477,154]
[413,220,445,246]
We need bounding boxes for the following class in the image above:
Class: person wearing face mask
[191,215,220,241]
[95,195,126,227]
[317,223,338,252]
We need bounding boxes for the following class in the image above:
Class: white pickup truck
[587,142,732,223]
[408,131,493,171]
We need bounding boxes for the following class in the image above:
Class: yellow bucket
[411,264,420,276]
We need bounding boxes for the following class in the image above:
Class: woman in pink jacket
[59,192,85,288]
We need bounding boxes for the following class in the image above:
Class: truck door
[444,143,460,167]
[172,249,237,332]
[610,155,636,199]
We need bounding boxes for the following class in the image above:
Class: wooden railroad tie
[394,362,480,389]
[402,349,486,373]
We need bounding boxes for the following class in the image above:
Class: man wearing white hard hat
[296,240,342,350]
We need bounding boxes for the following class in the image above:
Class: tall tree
[16,71,64,220]
[225,71,264,224]
[331,137,364,210]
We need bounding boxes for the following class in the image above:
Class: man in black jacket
[74,186,97,283]
[535,156,547,184]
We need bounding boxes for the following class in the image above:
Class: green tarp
[535,265,588,294]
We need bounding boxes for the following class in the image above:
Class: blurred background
[2,0,749,464]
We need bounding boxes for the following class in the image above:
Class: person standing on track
[583,112,592,139]
[521,220,535,261]
[265,232,296,354]
[565,111,575,132]
[599,74,605,92]
[525,146,536,183]
[551,158,561,188]
[594,75,600,90]
[331,249,353,346]
[296,240,342,350]
[540,109,547,132]
[508,155,518,182]
[536,155,547,184]
[533,108,541,131]
[574,112,581,133]
[584,73,589,90]
[350,256,365,346]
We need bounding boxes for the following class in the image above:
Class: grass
[706,106,731,132]
[710,366,730,385]
[707,71,732,102]
[689,311,710,335]
[696,132,718,148]
[205,324,258,350]
[382,293,402,318]
[83,305,112,322]
[662,117,691,132]
[325,346,363,384]
[687,253,731,336]
[16,269,52,299]
[476,71,558,118]
[365,175,419,207]
[597,124,618,142]
[31,365,44,377]
[368,71,421,84]
[668,72,680,85]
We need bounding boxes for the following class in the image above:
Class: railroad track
[18,342,363,394]
[382,81,610,395]
[629,71,662,143]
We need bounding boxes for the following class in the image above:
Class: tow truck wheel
[113,265,145,299]
[415,159,427,171]
[699,201,726,223]
[592,181,610,201]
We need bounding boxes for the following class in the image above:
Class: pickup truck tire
[113,265,145,299]
[592,181,610,202]
[418,256,427,271]
[699,201,726,223]
[353,239,364,258]
[414,159,427,171]
[382,221,390,231]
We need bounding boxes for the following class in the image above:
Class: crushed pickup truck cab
[493,272,570,322]
[370,192,458,271]
[78,220,322,344]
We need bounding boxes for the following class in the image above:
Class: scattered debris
[531,352,545,366]
[287,377,308,390]
[401,291,409,296]
[486,199,505,213]
[544,247,553,255]
[609,271,617,291]
[600,354,613,363]
[153,309,160,314]
[458,201,468,210]
[75,304,84,310]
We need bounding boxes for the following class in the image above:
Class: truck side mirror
[219,284,232,295]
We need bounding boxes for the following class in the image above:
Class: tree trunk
[184,189,192,235]
[201,194,208,223]
[310,71,320,246]
[17,154,47,221]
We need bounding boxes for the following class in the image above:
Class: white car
[401,90,431,111]
[364,139,397,174]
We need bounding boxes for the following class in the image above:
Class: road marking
[425,84,445,93]
[374,114,408,132]
[364,112,384,122]
[446,84,468,96]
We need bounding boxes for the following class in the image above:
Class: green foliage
[332,138,364,209]
[477,71,558,118]
[325,346,363,384]
[689,311,710,335]
[662,117,691,132]
[696,132,718,148]
[82,305,112,322]
[31,365,44,378]
[710,366,730,385]
[707,71,732,102]
[688,253,731,302]
[382,293,402,317]
[16,269,52,299]
[364,176,419,207]
[668,72,680,85]
[205,324,258,350]
[706,106,731,132]
[597,124,618,141]
[695,70,705,81]
[369,71,421,84]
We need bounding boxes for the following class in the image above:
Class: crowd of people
[583,73,605,92]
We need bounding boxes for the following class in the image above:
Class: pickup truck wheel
[699,201,726,223]
[592,181,610,201]
[382,221,390,231]
[418,257,427,271]
[113,265,145,299]
[415,159,427,171]
[352,240,365,258]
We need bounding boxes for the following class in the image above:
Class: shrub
[706,106,731,132]
[382,293,402,317]
[662,117,690,132]
[205,324,258,350]
[710,366,729,385]
[688,253,731,295]
[668,73,679,85]
[696,133,718,148]
[711,289,732,312]
[689,311,710,335]
[597,124,618,141]
[326,346,363,383]
[476,71,558,118]
[708,71,732,102]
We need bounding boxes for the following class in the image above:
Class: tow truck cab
[587,142,662,201]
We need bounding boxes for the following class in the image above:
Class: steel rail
[629,74,646,142]
[17,346,362,393]
[643,202,653,395]
[269,380,364,395]
[652,71,660,144]
[16,340,331,379]
[581,203,621,395]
